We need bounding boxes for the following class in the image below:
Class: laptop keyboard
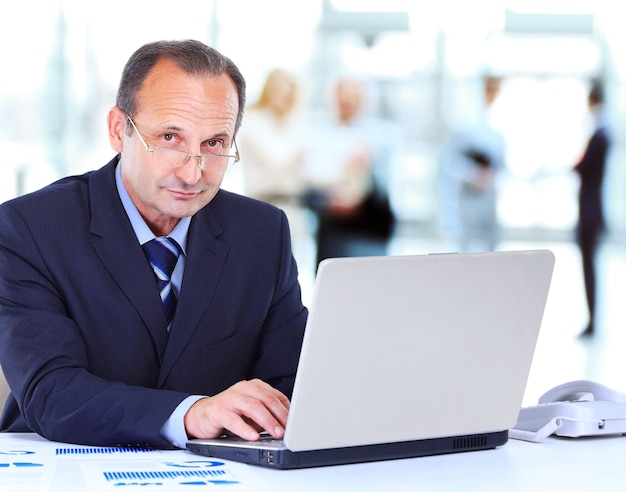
[217,434,287,450]
[256,435,286,448]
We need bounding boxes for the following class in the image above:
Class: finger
[248,379,291,410]
[228,390,287,439]
[221,409,265,441]
[246,380,290,426]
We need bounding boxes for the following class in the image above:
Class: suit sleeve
[246,210,307,397]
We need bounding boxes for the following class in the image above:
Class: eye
[159,132,181,148]
[202,139,224,154]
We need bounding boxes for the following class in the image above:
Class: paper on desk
[0,434,57,492]
[79,453,270,491]
[0,433,272,491]
[0,458,57,492]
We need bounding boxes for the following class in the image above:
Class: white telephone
[510,380,626,442]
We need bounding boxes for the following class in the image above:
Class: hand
[183,379,290,441]
[469,168,493,192]
[326,195,362,218]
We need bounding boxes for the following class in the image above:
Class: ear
[107,106,127,153]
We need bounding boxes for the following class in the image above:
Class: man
[440,76,506,253]
[574,81,610,337]
[0,40,307,449]
[307,76,396,267]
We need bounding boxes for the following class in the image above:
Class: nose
[175,154,203,184]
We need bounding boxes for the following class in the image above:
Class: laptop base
[187,430,508,469]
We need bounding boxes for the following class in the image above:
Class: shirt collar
[115,161,190,255]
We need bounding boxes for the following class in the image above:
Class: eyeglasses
[126,115,240,168]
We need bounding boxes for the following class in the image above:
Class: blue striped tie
[142,237,181,330]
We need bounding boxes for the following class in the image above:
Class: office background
[1,0,625,404]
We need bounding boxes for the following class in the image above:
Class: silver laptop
[187,250,555,469]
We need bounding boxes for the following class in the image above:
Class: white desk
[0,432,622,491]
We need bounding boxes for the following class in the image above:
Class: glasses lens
[150,147,192,167]
[150,146,236,168]
[201,144,238,166]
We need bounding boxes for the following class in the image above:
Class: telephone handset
[510,380,626,442]
[538,380,626,406]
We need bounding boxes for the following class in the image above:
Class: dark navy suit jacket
[0,156,307,448]
[575,125,610,229]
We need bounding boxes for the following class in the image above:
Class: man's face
[108,59,239,235]
[335,79,363,124]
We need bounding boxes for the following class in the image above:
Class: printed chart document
[0,433,270,491]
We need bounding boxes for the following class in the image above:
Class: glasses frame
[126,115,240,167]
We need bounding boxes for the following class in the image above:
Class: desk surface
[0,432,623,491]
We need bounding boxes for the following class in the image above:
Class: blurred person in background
[304,76,396,268]
[574,81,610,338]
[440,76,506,253]
[238,69,312,265]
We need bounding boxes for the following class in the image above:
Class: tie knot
[142,237,181,281]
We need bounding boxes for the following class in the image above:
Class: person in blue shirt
[440,76,506,253]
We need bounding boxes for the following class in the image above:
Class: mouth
[167,188,204,200]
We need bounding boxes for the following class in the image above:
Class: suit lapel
[157,208,230,386]
[88,159,169,359]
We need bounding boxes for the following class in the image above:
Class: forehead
[135,59,239,132]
